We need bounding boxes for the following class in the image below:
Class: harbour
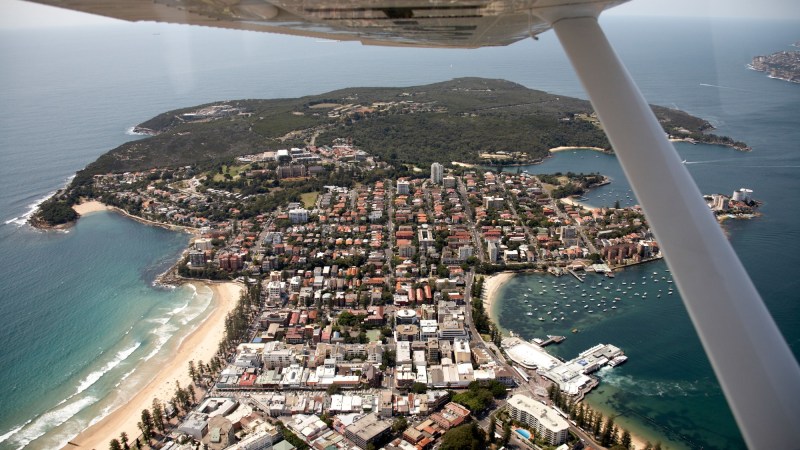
[503,337,626,398]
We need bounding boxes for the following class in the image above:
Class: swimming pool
[515,429,532,439]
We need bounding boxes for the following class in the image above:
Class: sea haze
[0,15,798,449]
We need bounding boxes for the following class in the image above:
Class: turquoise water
[494,264,733,449]
[0,211,217,448]
[515,428,532,439]
[0,15,798,450]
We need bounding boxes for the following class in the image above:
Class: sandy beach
[72,200,111,215]
[64,282,242,450]
[482,271,516,323]
[73,198,200,235]
[549,146,608,153]
[559,197,593,210]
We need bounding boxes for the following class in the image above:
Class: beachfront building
[507,394,569,446]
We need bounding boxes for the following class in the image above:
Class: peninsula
[31,78,749,228]
[749,43,800,84]
[34,78,755,450]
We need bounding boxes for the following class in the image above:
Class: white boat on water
[609,355,628,367]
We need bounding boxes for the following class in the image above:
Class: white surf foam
[3,175,75,226]
[2,396,97,448]
[72,342,141,397]
[0,420,31,445]
[125,126,150,136]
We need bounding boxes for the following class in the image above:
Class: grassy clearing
[366,329,381,342]
[301,191,319,208]
[212,164,250,182]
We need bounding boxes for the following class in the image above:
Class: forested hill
[78,77,721,177]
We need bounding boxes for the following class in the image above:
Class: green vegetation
[538,172,605,199]
[277,423,310,450]
[318,111,609,166]
[440,423,486,450]
[32,198,78,226]
[69,78,716,178]
[452,381,507,412]
[300,191,319,208]
[35,78,740,228]
[548,384,634,449]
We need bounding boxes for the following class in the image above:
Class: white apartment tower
[431,162,443,184]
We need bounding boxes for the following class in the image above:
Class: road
[456,177,485,263]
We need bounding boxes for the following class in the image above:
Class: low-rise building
[344,414,391,449]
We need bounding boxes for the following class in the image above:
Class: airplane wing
[25,0,625,48]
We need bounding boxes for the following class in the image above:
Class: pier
[539,335,566,347]
[567,268,585,282]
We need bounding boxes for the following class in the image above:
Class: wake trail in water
[699,83,757,93]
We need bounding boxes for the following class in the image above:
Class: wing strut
[547,15,800,448]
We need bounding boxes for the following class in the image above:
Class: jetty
[539,335,566,347]
[567,268,585,282]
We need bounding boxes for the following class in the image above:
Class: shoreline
[548,146,609,154]
[61,199,201,235]
[483,270,651,450]
[63,281,242,450]
[481,272,516,329]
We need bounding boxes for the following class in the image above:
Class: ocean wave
[1,395,97,449]
[114,365,138,387]
[186,283,198,296]
[0,420,31,446]
[125,126,151,136]
[3,192,56,226]
[143,323,179,361]
[171,300,190,316]
[144,289,212,360]
[72,342,141,397]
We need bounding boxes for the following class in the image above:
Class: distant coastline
[748,43,800,84]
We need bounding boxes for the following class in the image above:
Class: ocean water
[0,14,798,449]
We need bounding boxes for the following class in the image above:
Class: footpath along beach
[64,281,241,449]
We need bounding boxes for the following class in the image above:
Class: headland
[749,44,800,84]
